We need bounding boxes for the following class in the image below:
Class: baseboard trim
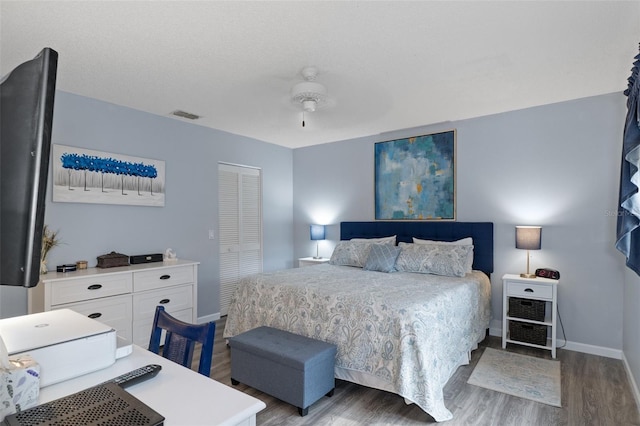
[489,321,622,359]
[198,312,221,324]
[622,352,640,412]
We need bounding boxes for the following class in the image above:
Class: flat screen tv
[0,48,58,287]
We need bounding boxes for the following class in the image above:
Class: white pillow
[412,237,473,245]
[351,235,396,245]
[412,237,474,272]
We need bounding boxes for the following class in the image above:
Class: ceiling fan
[290,66,329,127]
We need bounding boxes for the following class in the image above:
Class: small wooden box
[96,251,129,268]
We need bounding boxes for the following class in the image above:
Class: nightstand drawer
[507,281,553,300]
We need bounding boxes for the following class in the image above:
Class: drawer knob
[524,288,534,292]
[88,313,102,319]
[87,284,102,290]
[159,298,170,304]
[159,274,171,280]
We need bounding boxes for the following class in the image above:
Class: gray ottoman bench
[228,326,337,416]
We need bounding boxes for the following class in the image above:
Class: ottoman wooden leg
[231,378,239,386]
[326,388,334,397]
[298,407,308,417]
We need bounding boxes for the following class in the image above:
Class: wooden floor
[192,317,640,425]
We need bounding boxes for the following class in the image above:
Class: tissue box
[0,355,40,422]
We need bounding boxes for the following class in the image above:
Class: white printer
[0,309,117,387]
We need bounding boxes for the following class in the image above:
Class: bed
[223,221,493,422]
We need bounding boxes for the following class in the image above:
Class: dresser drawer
[49,274,133,305]
[133,265,194,292]
[132,308,193,348]
[132,284,194,321]
[506,281,553,300]
[54,294,133,342]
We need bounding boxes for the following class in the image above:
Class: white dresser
[28,260,198,348]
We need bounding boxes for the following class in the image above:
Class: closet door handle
[159,298,170,304]
[88,313,102,319]
[160,274,171,280]
[88,284,102,290]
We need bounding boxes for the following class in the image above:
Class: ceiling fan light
[302,99,317,112]
[291,81,327,99]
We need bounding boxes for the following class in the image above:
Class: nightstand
[298,257,330,267]
[502,273,558,358]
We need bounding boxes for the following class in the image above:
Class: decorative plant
[40,225,61,274]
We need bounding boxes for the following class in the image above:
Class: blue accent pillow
[363,244,402,273]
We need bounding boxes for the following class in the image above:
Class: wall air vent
[171,110,201,120]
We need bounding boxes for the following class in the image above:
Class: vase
[40,257,48,274]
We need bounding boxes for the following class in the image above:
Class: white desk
[37,345,266,426]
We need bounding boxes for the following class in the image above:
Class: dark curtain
[616,43,640,275]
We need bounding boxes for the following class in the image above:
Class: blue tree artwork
[375,130,455,220]
[52,144,165,207]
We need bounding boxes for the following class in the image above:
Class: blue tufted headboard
[340,221,494,276]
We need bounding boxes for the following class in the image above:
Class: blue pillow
[363,244,401,273]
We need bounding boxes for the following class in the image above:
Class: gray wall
[0,91,294,319]
[2,88,637,397]
[293,92,628,355]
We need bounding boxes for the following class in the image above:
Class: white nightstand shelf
[502,273,559,358]
[298,257,330,267]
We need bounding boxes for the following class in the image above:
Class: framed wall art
[375,130,456,220]
[52,144,165,207]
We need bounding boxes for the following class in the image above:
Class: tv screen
[0,48,58,287]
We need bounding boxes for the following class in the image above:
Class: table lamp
[310,225,326,259]
[515,226,541,278]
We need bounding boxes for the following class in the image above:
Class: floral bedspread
[223,264,491,422]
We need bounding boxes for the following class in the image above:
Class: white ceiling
[1,1,639,149]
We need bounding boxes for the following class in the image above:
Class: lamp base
[520,273,537,278]
[313,256,323,260]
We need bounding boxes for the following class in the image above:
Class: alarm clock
[535,268,560,280]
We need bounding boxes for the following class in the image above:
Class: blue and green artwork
[375,130,455,220]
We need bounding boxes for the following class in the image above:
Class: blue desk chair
[148,305,216,377]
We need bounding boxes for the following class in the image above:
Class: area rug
[467,347,561,407]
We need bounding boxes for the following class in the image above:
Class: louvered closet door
[218,163,263,316]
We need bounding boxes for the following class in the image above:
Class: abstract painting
[375,130,455,220]
[52,144,165,207]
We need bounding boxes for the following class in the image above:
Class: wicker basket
[509,297,545,321]
[509,321,547,346]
